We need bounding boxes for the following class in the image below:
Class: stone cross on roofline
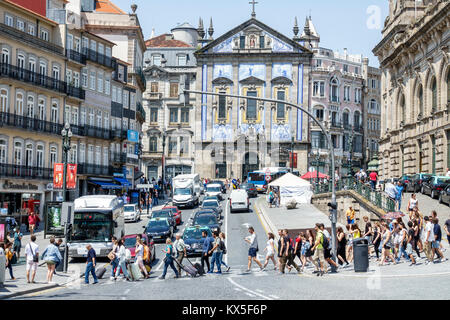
[249,0,258,18]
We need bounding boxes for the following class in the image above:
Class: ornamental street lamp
[290,135,295,173]
[161,130,167,199]
[61,122,72,273]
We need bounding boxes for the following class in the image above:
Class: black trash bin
[56,248,65,272]
[353,237,369,272]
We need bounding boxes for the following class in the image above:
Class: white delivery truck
[172,174,201,208]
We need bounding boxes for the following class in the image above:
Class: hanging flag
[66,164,78,189]
[53,163,64,189]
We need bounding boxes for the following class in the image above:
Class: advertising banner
[67,164,77,189]
[0,223,4,242]
[53,163,64,189]
[127,130,139,143]
[44,202,64,237]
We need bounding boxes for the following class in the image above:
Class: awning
[114,178,132,187]
[89,180,122,190]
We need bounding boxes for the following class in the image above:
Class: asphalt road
[15,192,450,300]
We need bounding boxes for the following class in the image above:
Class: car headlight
[185,244,191,250]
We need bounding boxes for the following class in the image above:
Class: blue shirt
[14,232,23,245]
[42,244,62,263]
[165,244,174,258]
[434,224,442,241]
[86,248,96,263]
[202,236,213,253]
[395,186,404,200]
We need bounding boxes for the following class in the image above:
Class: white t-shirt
[266,239,274,255]
[425,222,435,242]
[135,244,143,258]
[247,233,258,249]
[25,242,39,262]
[446,170,450,177]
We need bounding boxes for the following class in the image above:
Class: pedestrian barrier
[353,237,369,272]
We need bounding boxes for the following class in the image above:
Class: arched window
[15,92,23,118]
[399,94,405,124]
[25,143,33,167]
[330,78,339,102]
[1,48,9,64]
[354,111,361,130]
[418,85,423,117]
[431,77,437,112]
[149,136,157,152]
[0,88,8,113]
[343,110,350,128]
[36,144,44,168]
[50,146,57,167]
[0,139,7,163]
[38,98,45,120]
[27,95,34,118]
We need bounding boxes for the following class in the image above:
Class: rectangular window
[149,137,157,152]
[40,29,49,41]
[246,91,257,120]
[97,72,103,93]
[169,108,178,123]
[73,72,80,88]
[82,37,89,53]
[152,55,161,66]
[240,36,245,49]
[105,47,112,58]
[218,92,226,119]
[170,83,179,98]
[105,76,110,95]
[81,68,88,88]
[16,19,25,31]
[354,67,359,75]
[150,108,158,123]
[315,59,322,67]
[312,132,327,149]
[123,91,129,108]
[5,14,13,27]
[168,137,177,154]
[276,90,285,119]
[90,70,96,90]
[314,81,325,97]
[180,136,189,155]
[90,40,96,52]
[178,55,187,66]
[151,82,158,92]
[315,109,324,121]
[112,86,117,102]
[344,86,350,101]
[117,87,122,104]
[181,108,189,123]
[259,36,265,49]
[27,24,35,36]
[343,64,348,72]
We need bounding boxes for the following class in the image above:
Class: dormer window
[152,55,161,66]
[240,36,245,49]
[178,55,187,66]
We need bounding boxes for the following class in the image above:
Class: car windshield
[174,188,191,195]
[147,220,169,229]
[183,228,211,240]
[152,211,171,219]
[207,187,221,192]
[437,178,450,184]
[124,206,135,212]
[194,215,216,225]
[203,201,218,207]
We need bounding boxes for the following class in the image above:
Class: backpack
[321,232,329,249]
[125,248,132,261]
[219,240,226,254]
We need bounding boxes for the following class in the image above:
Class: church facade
[192,16,313,179]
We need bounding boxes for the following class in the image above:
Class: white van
[206,183,223,200]
[172,174,201,208]
[229,189,249,213]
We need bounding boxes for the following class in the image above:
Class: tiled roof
[95,0,126,14]
[145,34,191,48]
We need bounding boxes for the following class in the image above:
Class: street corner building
[192,14,313,180]
[373,0,450,179]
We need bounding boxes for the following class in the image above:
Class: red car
[122,234,156,263]
[163,206,182,225]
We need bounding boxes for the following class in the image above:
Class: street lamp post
[161,131,167,200]
[61,122,72,273]
[184,89,339,262]
[290,136,294,173]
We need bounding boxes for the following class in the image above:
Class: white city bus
[68,195,124,258]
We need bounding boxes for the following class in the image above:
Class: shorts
[432,241,440,249]
[265,252,274,259]
[313,248,325,263]
[383,245,391,251]
[347,218,354,225]
[46,260,56,265]
[13,243,21,253]
[405,243,413,256]
[324,248,332,259]
[26,260,37,272]
[248,247,257,258]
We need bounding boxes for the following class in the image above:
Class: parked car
[190,212,221,232]
[210,180,226,193]
[122,233,155,262]
[151,209,176,229]
[229,189,249,213]
[439,185,450,206]
[200,199,222,215]
[183,226,213,256]
[123,204,141,222]
[398,175,414,191]
[421,176,450,199]
[162,206,182,225]
[408,173,433,193]
[240,182,257,198]
[143,218,174,242]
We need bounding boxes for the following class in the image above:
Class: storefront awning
[89,180,122,190]
[114,178,132,187]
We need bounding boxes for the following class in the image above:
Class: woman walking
[109,236,119,280]
[407,194,418,218]
[263,232,277,270]
[372,222,382,260]
[219,232,230,272]
[5,242,16,280]
[336,227,349,266]
[114,239,131,281]
[135,236,149,279]
[379,222,396,266]
[41,237,62,284]
[159,238,179,279]
[301,230,315,272]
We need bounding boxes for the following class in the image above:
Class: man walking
[13,226,23,261]
[319,224,339,272]
[174,233,186,276]
[201,230,213,273]
[346,206,355,225]
[432,218,447,263]
[84,244,98,284]
[244,226,263,272]
[395,181,404,211]
[209,231,223,274]
[423,216,434,264]
[369,171,378,190]
[312,223,326,276]
[279,229,301,274]
[25,235,39,283]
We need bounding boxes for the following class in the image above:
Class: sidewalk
[254,197,450,277]
[0,228,77,300]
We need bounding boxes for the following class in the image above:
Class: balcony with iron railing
[0,23,64,55]
[82,48,116,69]
[66,49,86,65]
[77,164,115,176]
[110,152,127,163]
[71,124,111,140]
[136,102,146,122]
[66,84,85,100]
[112,129,128,140]
[130,67,146,89]
[148,92,162,100]
[0,163,53,180]
[0,112,62,135]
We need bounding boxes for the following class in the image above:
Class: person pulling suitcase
[159,239,179,280]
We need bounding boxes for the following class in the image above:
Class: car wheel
[439,195,443,203]
[431,190,435,199]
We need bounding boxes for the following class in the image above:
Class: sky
[113,0,389,67]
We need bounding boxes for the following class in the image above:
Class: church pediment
[239,76,265,85]
[271,76,292,85]
[212,77,234,85]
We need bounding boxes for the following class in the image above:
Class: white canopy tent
[268,173,313,206]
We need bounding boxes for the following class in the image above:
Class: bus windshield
[72,212,112,242]
[248,172,264,182]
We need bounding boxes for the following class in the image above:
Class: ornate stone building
[193,14,313,179]
[373,0,450,179]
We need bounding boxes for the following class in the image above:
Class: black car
[200,199,222,215]
[241,182,258,198]
[143,218,173,242]
[190,212,221,232]
[421,176,450,199]
[408,173,433,193]
[151,209,177,229]
[439,185,450,206]
[194,208,221,221]
[210,180,226,193]
[183,226,212,256]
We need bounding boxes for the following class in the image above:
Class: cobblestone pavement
[400,191,450,223]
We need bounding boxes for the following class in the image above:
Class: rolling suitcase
[185,258,204,276]
[129,262,143,281]
[174,258,198,278]
[95,263,110,279]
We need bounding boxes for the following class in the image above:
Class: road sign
[265,175,272,182]
[136,184,154,189]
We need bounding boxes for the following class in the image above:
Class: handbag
[107,251,116,261]
[29,244,39,263]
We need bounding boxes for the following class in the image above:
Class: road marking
[227,278,273,300]
[245,292,256,297]
[269,294,280,299]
